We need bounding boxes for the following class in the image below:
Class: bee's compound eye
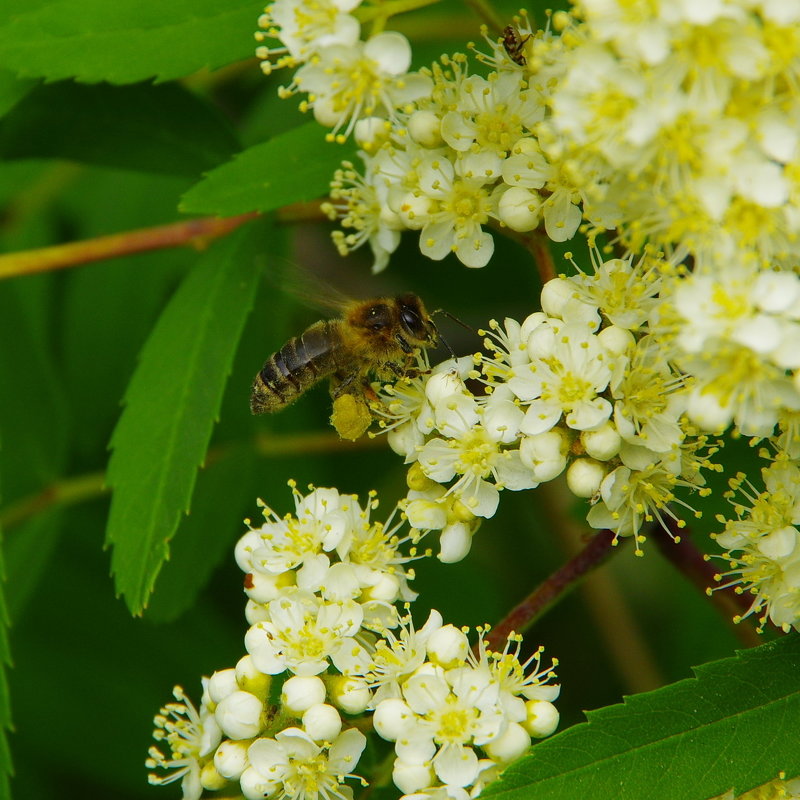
[366,304,390,331]
[400,308,421,330]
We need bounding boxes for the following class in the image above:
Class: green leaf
[483,635,800,800]
[105,221,268,615]
[0,0,258,84]
[180,123,357,215]
[0,68,34,119]
[0,470,13,800]
[146,447,256,623]
[0,81,239,176]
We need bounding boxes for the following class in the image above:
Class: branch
[0,201,327,281]
[485,529,619,652]
[0,429,384,532]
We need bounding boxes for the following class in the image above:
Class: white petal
[434,744,479,787]
[364,31,411,74]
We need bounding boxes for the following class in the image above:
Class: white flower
[147,684,222,800]
[293,33,432,140]
[242,486,361,577]
[563,249,664,331]
[509,319,616,435]
[418,393,537,518]
[245,595,364,676]
[586,457,700,551]
[405,151,499,268]
[713,459,800,632]
[610,335,688,453]
[242,727,366,800]
[392,668,506,787]
[500,136,583,241]
[440,72,544,168]
[339,610,444,706]
[325,156,404,273]
[255,0,362,73]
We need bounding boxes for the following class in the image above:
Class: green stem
[0,471,107,530]
[0,431,384,531]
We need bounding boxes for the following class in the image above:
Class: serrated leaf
[145,447,256,623]
[0,81,239,176]
[105,222,267,614]
[180,123,357,215]
[484,635,800,800]
[0,0,257,84]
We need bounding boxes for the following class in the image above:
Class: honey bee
[502,25,531,66]
[250,294,438,439]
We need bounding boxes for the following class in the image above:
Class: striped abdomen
[250,320,343,414]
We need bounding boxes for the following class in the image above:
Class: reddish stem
[485,529,619,651]
[0,212,260,280]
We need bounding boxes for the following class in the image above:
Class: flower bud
[581,422,621,460]
[328,676,371,715]
[373,698,412,741]
[597,325,634,356]
[200,760,228,791]
[438,522,473,563]
[354,116,391,149]
[240,765,279,800]
[244,570,293,604]
[214,739,249,780]
[408,110,443,147]
[523,699,560,737]
[207,669,238,704]
[393,759,436,793]
[425,369,466,405]
[497,187,541,232]
[566,458,606,498]
[427,624,469,667]
[540,277,574,319]
[235,655,271,699]
[406,497,447,530]
[407,462,438,492]
[234,529,261,572]
[281,675,326,714]
[361,572,401,603]
[244,600,270,626]
[483,722,531,762]
[215,691,263,740]
[302,703,342,742]
[519,431,568,481]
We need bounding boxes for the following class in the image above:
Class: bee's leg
[332,370,379,404]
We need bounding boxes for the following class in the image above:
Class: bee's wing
[269,258,356,313]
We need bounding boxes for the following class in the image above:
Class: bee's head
[396,293,438,347]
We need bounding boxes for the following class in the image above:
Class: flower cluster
[374,250,724,559]
[147,484,560,800]
[311,0,800,273]
[712,457,800,633]
[255,0,431,142]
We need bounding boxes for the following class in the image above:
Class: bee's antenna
[430,309,476,362]
[432,308,477,335]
